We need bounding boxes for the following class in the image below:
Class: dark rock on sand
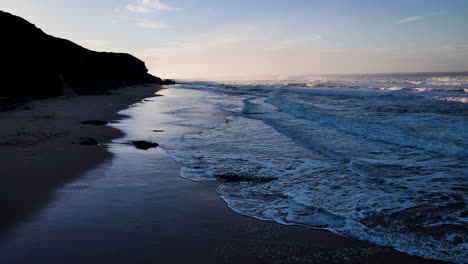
[162,79,176,85]
[131,141,159,150]
[81,120,108,125]
[216,173,277,183]
[0,10,165,100]
[153,130,165,133]
[79,138,99,146]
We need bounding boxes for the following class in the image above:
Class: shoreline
[0,86,448,263]
[0,84,161,237]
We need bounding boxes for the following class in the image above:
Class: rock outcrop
[131,141,159,150]
[0,10,165,100]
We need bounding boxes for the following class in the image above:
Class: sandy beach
[0,86,447,264]
[0,85,161,237]
[0,2,465,263]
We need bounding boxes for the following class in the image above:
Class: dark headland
[0,10,174,104]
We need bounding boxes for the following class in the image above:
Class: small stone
[81,120,108,125]
[215,173,277,183]
[79,138,99,145]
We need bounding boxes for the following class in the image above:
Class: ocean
[163,72,468,263]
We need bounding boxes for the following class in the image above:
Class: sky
[1,0,467,79]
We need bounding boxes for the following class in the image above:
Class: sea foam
[164,72,468,263]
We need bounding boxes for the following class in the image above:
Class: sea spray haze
[163,72,468,263]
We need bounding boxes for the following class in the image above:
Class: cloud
[399,16,423,24]
[126,0,176,14]
[135,29,329,78]
[136,27,468,79]
[135,20,169,29]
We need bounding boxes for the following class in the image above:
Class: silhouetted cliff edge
[0,10,166,99]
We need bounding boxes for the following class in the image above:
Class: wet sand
[0,85,161,237]
[0,87,446,263]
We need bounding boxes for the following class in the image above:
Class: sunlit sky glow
[1,0,467,79]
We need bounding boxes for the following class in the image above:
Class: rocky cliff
[0,10,164,99]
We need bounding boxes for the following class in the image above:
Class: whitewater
[163,72,468,263]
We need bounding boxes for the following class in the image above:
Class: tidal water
[163,72,468,263]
